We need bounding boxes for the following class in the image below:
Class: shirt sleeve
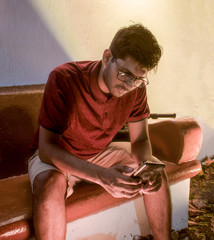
[39,70,73,134]
[127,87,150,122]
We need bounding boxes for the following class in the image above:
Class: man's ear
[102,49,113,66]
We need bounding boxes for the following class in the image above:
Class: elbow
[38,125,61,164]
[38,142,51,164]
[38,147,47,164]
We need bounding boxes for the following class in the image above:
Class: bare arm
[128,118,153,164]
[128,119,164,193]
[38,126,142,198]
[39,126,103,183]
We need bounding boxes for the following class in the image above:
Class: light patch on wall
[28,0,166,60]
[27,0,214,129]
[194,98,214,128]
[29,0,79,59]
[146,1,214,129]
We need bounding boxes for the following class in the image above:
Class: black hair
[110,24,162,71]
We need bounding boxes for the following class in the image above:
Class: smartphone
[131,160,166,178]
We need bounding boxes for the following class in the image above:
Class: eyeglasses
[113,57,149,88]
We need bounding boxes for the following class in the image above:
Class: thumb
[113,164,134,173]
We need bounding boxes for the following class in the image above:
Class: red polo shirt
[31,61,150,159]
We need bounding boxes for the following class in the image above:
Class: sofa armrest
[149,117,203,164]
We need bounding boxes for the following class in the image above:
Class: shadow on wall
[0,0,71,86]
[0,106,34,179]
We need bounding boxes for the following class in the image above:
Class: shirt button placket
[102,100,109,128]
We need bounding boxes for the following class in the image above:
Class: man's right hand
[97,164,143,198]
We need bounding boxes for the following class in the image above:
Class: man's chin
[118,88,128,95]
[111,90,126,98]
[114,87,129,97]
[110,86,131,97]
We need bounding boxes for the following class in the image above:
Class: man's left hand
[139,170,163,194]
[137,156,165,195]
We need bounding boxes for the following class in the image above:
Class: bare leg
[33,170,67,240]
[143,171,171,240]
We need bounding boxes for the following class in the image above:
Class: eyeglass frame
[113,57,149,88]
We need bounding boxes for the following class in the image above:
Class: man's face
[102,55,148,98]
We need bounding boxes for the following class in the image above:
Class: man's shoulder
[46,60,100,91]
[51,60,99,76]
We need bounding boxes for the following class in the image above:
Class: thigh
[88,141,138,169]
[28,150,61,191]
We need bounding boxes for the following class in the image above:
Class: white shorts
[28,142,137,197]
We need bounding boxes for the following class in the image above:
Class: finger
[120,190,140,198]
[120,175,143,186]
[149,180,162,190]
[113,164,134,174]
[148,172,161,185]
[145,183,162,194]
[142,180,162,194]
[115,182,143,195]
[140,175,162,192]
[140,185,160,195]
[139,171,155,182]
[111,186,141,198]
[125,183,144,192]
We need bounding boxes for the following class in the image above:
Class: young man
[28,24,171,239]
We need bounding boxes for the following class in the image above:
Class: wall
[0,0,213,157]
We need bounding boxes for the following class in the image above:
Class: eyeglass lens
[118,72,146,87]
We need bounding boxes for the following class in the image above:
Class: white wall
[0,0,71,86]
[0,0,213,157]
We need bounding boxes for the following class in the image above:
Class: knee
[161,170,170,189]
[33,170,67,201]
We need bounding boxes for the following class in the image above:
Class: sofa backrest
[0,84,202,179]
[0,85,44,179]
